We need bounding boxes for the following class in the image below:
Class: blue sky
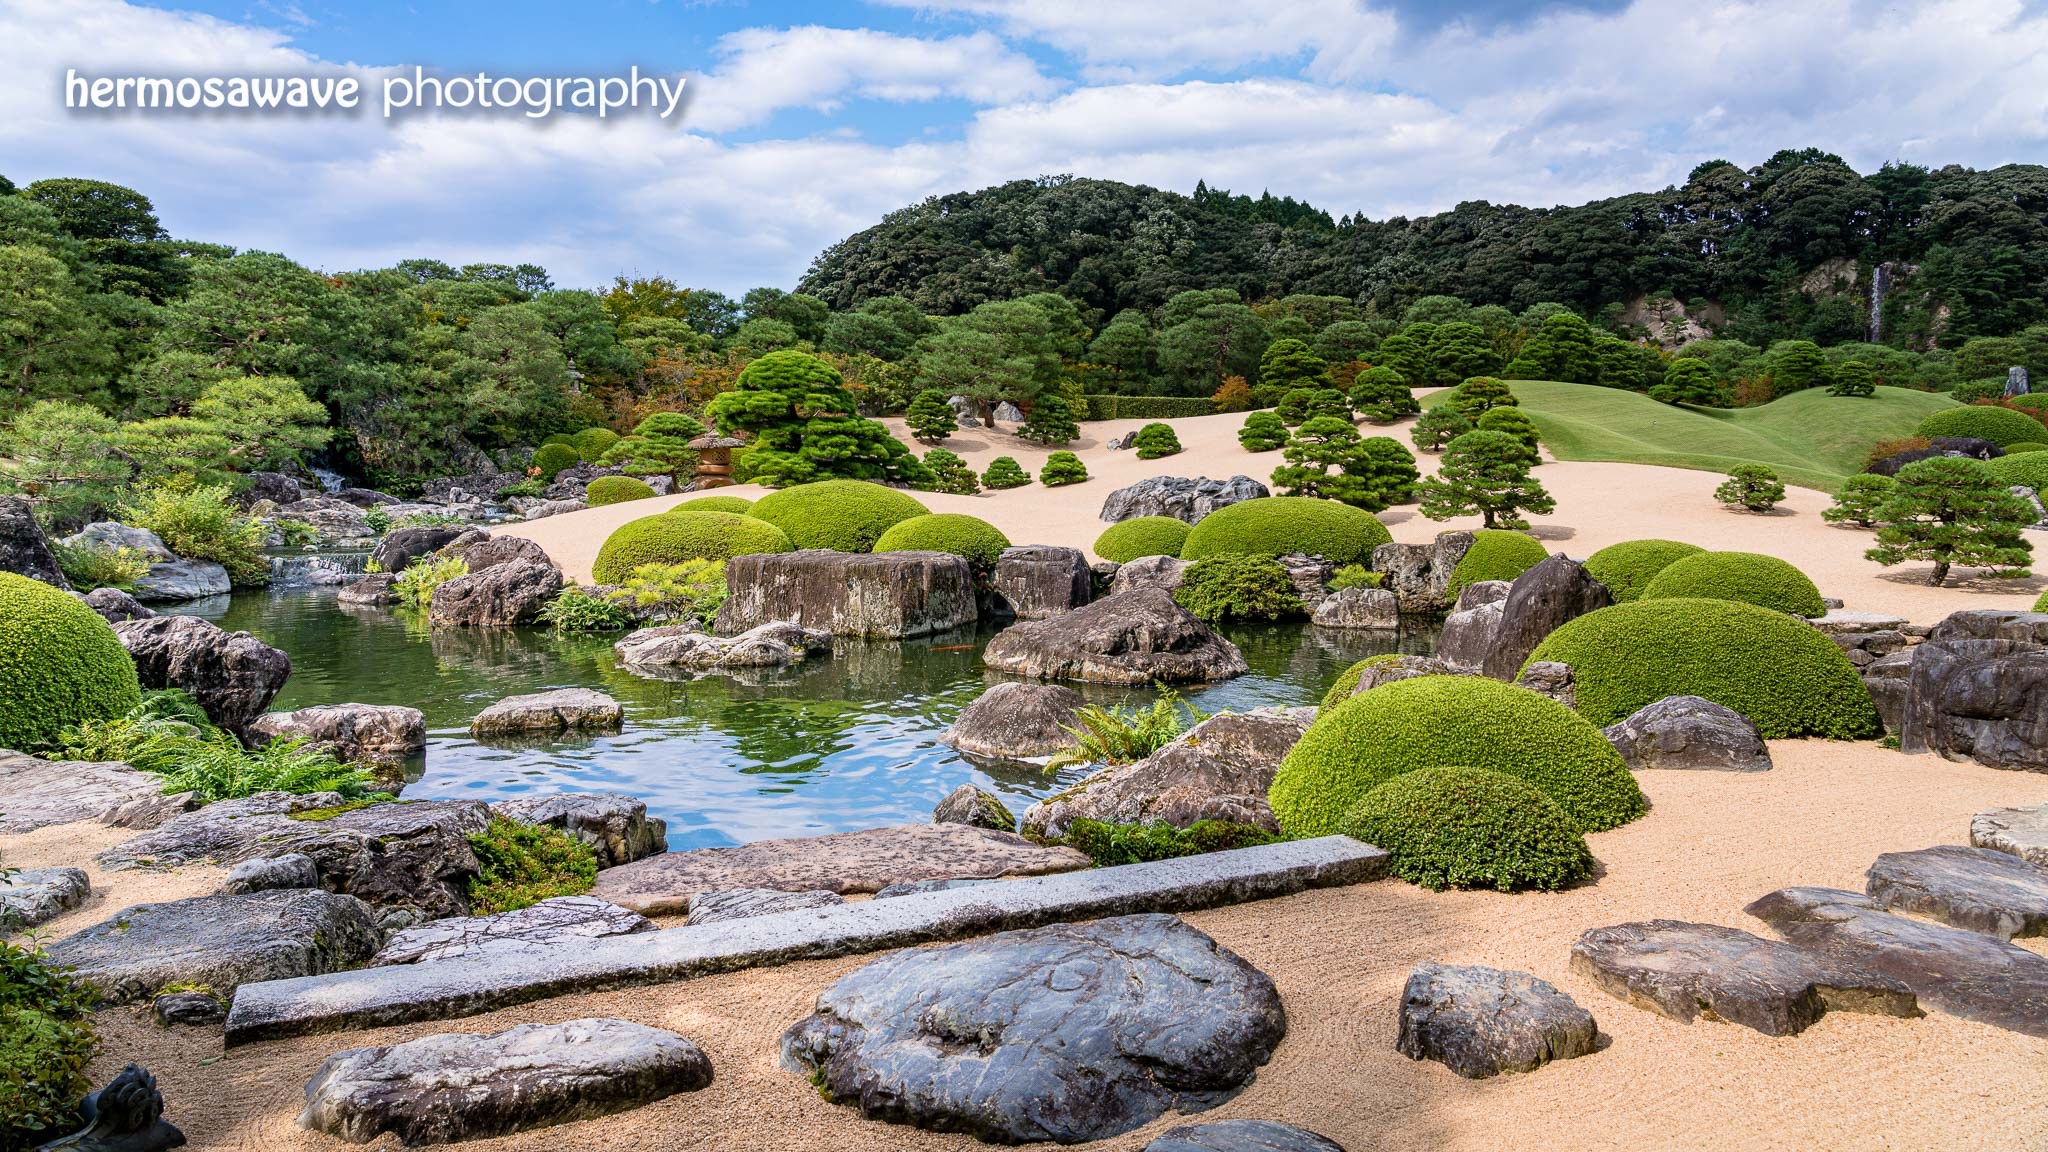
[3,0,2045,295]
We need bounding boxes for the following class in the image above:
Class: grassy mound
[533,441,580,478]
[591,511,792,583]
[1447,529,1548,598]
[1269,675,1645,837]
[584,476,657,507]
[1640,550,1826,617]
[1341,766,1596,891]
[872,513,1012,569]
[1094,516,1191,563]
[672,494,754,514]
[1985,451,2048,491]
[1916,405,2046,448]
[0,571,141,751]
[1181,496,1391,566]
[1582,539,1707,603]
[1527,598,1881,738]
[748,480,929,551]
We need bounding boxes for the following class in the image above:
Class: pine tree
[1828,360,1877,397]
[1017,393,1079,445]
[1650,357,1728,406]
[921,447,981,495]
[1476,406,1541,458]
[982,456,1031,489]
[1271,416,1366,505]
[1041,451,1089,486]
[1239,410,1289,452]
[1771,340,1832,393]
[1865,457,2034,586]
[1348,366,1417,422]
[1823,473,1896,527]
[1449,377,1517,421]
[1276,387,1350,426]
[1411,406,1473,452]
[1133,423,1183,459]
[707,349,922,486]
[905,389,958,443]
[1714,464,1786,512]
[1418,430,1555,529]
[1257,338,1330,397]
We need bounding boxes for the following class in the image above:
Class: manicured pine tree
[1823,473,1896,527]
[1257,338,1331,399]
[1828,360,1877,397]
[1476,406,1541,458]
[1349,366,1417,422]
[1865,457,2035,586]
[982,456,1031,489]
[921,447,981,495]
[1418,429,1555,529]
[1412,406,1473,452]
[1650,357,1728,407]
[905,389,958,443]
[1017,393,1079,445]
[1714,464,1787,512]
[1271,416,1368,505]
[1449,377,1517,421]
[1041,451,1089,486]
[1771,340,1832,393]
[1276,387,1351,426]
[707,349,922,486]
[1239,410,1289,452]
[1133,422,1183,459]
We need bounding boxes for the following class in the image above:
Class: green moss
[1054,818,1278,867]
[1180,496,1392,566]
[673,494,753,515]
[533,441,581,478]
[1581,538,1707,603]
[1985,451,2048,492]
[871,513,1012,570]
[1527,598,1882,738]
[1173,555,1305,622]
[747,479,930,552]
[286,798,378,822]
[1270,675,1644,837]
[1341,766,1596,892]
[0,572,141,753]
[1916,405,2048,448]
[1094,516,1192,563]
[465,816,598,915]
[1320,653,1402,707]
[1446,529,1548,599]
[592,511,792,583]
[584,476,658,507]
[1639,550,1826,617]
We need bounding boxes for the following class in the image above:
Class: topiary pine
[1476,406,1541,456]
[1411,406,1473,452]
[1040,451,1089,486]
[1017,394,1079,445]
[707,349,923,487]
[1341,766,1596,892]
[919,447,982,495]
[1349,366,1418,422]
[1650,357,1729,407]
[1713,464,1787,513]
[1823,474,1897,528]
[1132,422,1183,459]
[1257,338,1331,396]
[1865,456,2036,586]
[905,390,958,443]
[1448,377,1516,421]
[608,411,707,479]
[1272,418,1417,512]
[1276,387,1350,427]
[1419,430,1555,529]
[982,456,1031,489]
[1828,360,1877,398]
[1581,539,1706,602]
[1239,411,1289,452]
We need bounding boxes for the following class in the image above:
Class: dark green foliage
[570,427,620,461]
[1276,387,1349,426]
[1582,539,1707,602]
[1446,529,1548,599]
[1650,357,1729,406]
[533,442,580,478]
[747,479,930,552]
[1271,418,1417,510]
[1054,818,1278,868]
[1239,410,1288,452]
[1341,766,1596,892]
[1349,366,1417,422]
[1824,474,1899,528]
[1040,451,1089,486]
[918,447,981,495]
[1917,405,2047,448]
[872,513,1011,570]
[1093,516,1190,563]
[1640,550,1827,616]
[1528,598,1883,738]
[584,475,657,506]
[1476,406,1541,455]
[1771,340,1832,393]
[1866,457,2035,586]
[905,390,957,442]
[605,411,706,480]
[1419,430,1555,529]
[1045,690,1202,770]
[1713,464,1787,512]
[1172,554,1305,622]
[1828,361,1877,397]
[1985,450,2048,491]
[1132,422,1183,459]
[0,937,99,1149]
[1269,675,1645,838]
[592,510,792,582]
[1448,377,1517,420]
[1257,338,1331,396]
[0,572,140,752]
[982,456,1030,489]
[1181,496,1392,566]
[708,350,922,487]
[1411,407,1472,452]
[467,816,598,915]
[1017,394,1079,445]
[1081,396,1216,421]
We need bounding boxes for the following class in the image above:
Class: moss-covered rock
[1180,496,1391,566]
[747,479,930,552]
[872,513,1012,570]
[1581,538,1707,603]
[1639,550,1826,617]
[0,571,141,751]
[584,476,658,507]
[1916,405,2047,448]
[1340,766,1595,891]
[1094,516,1192,563]
[591,511,792,583]
[1446,529,1547,599]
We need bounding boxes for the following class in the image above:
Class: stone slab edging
[225,836,1386,1046]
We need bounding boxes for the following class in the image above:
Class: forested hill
[799,151,2048,349]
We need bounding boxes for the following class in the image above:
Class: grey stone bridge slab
[224,836,1385,1046]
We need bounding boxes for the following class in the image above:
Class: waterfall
[268,550,370,588]
[1868,263,1891,344]
[308,466,346,494]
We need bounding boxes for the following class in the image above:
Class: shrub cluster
[919,447,982,495]
[2006,442,2048,455]
[1041,451,1089,486]
[1640,550,1826,616]
[872,513,1012,570]
[56,692,379,803]
[2036,588,2048,612]
[1581,539,1706,602]
[395,554,466,608]
[1173,554,1306,622]
[591,510,792,583]
[1045,690,1203,770]
[584,475,657,507]
[1054,818,1277,867]
[466,816,598,915]
[1181,496,1392,566]
[747,479,930,552]
[120,484,268,585]
[1446,529,1547,599]
[538,586,635,631]
[0,937,99,1148]
[0,572,142,752]
[609,559,727,626]
[53,542,150,592]
[1239,410,1288,452]
[1917,405,2046,448]
[1340,766,1596,892]
[1094,516,1191,563]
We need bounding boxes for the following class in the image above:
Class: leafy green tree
[22,177,184,301]
[1714,464,1788,512]
[1349,366,1417,422]
[1258,338,1329,396]
[1018,393,1079,445]
[1449,377,1517,420]
[1504,312,1599,383]
[1086,310,1155,390]
[920,447,981,495]
[117,415,233,487]
[1770,340,1832,393]
[189,375,330,470]
[1823,473,1896,527]
[0,399,128,525]
[1827,360,1877,397]
[1427,322,1503,386]
[707,349,920,486]
[1157,290,1267,394]
[823,310,914,362]
[1276,387,1349,426]
[1313,320,1384,365]
[0,243,118,409]
[1412,406,1473,452]
[1418,430,1555,529]
[1239,410,1288,452]
[905,389,957,443]
[1477,406,1541,457]
[729,316,800,354]
[1866,457,2034,586]
[1650,357,1728,406]
[1371,329,1432,386]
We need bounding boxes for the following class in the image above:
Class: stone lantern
[687,433,748,488]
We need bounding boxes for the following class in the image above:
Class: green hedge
[1447,529,1547,599]
[584,476,658,507]
[1986,451,2048,491]
[1639,550,1826,616]
[2005,442,2048,454]
[671,494,753,515]
[1094,516,1191,563]
[1181,496,1392,566]
[0,572,141,751]
[872,513,1012,569]
[1083,395,1217,421]
[592,511,792,583]
[1269,675,1645,838]
[1582,539,1707,603]
[1527,598,1882,738]
[747,480,930,552]
[1916,405,2048,448]
[1341,766,1595,892]
[532,441,581,478]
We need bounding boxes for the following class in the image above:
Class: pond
[168,590,1436,851]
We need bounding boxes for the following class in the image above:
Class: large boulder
[0,752,168,833]
[1864,844,2048,940]
[1369,530,1475,614]
[61,521,175,562]
[1600,695,1773,772]
[715,550,978,639]
[1310,586,1399,630]
[77,586,154,623]
[370,524,467,574]
[990,545,1091,619]
[1480,555,1611,680]
[1862,648,1914,734]
[428,559,562,626]
[247,703,426,767]
[130,558,232,602]
[278,497,373,544]
[114,614,291,733]
[1099,475,1269,525]
[940,681,1085,760]
[236,471,303,508]
[1021,708,1314,838]
[613,621,829,671]
[981,588,1248,685]
[470,688,623,737]
[1435,601,1503,668]
[1973,803,2048,868]
[300,1018,714,1145]
[1397,962,1598,1079]
[442,529,554,572]
[1109,554,1190,597]
[780,914,1284,1144]
[0,494,67,588]
[487,793,666,868]
[0,866,90,928]
[1929,608,2048,645]
[337,572,399,606]
[1898,637,2048,771]
[371,896,653,966]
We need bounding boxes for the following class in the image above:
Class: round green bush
[983,457,1031,489]
[747,480,930,552]
[1340,766,1596,892]
[1526,598,1882,738]
[584,476,658,507]
[1639,550,1826,617]
[1447,529,1547,598]
[1269,675,1645,838]
[872,513,1012,569]
[0,571,142,751]
[1094,516,1191,563]
[1040,452,1089,487]
[1320,653,1401,707]
[1133,422,1183,459]
[673,494,753,515]
[591,511,792,583]
[570,427,620,461]
[532,442,581,478]
[2004,393,2048,411]
[1986,450,2048,492]
[1916,405,2048,448]
[542,433,575,447]
[1582,539,1707,603]
[2004,442,2048,454]
[1181,496,1392,566]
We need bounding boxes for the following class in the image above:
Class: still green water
[172,589,1432,850]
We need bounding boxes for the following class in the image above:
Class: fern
[1047,689,1205,769]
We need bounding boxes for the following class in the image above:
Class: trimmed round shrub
[1321,653,1401,707]
[747,479,930,552]
[872,513,1012,570]
[673,494,753,515]
[532,441,581,478]
[2004,441,2048,454]
[584,476,657,507]
[1341,766,1596,892]
[1133,422,1183,459]
[0,571,142,751]
[2009,394,2048,411]
[1639,550,1826,617]
[1270,675,1645,838]
[591,511,792,583]
[1446,529,1547,599]
[1181,496,1392,566]
[1986,450,2048,492]
[1582,539,1706,603]
[983,456,1031,489]
[1041,452,1089,487]
[1094,516,1191,563]
[1917,405,2047,448]
[1173,554,1304,622]
[570,427,620,461]
[541,433,575,447]
[1527,598,1882,738]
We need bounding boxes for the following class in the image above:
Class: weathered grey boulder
[990,545,1091,619]
[0,752,165,833]
[1972,804,2048,867]
[932,784,1016,831]
[1864,844,2048,940]
[1569,918,1918,1036]
[0,866,90,927]
[940,681,1085,760]
[337,572,399,606]
[77,586,154,623]
[1929,608,2048,645]
[1601,695,1772,772]
[1099,475,1269,524]
[62,521,175,562]
[1397,962,1598,1079]
[523,498,588,520]
[371,895,653,966]
[1339,655,1476,700]
[1453,580,1512,611]
[113,614,291,733]
[1369,531,1475,613]
[1109,553,1191,596]
[686,887,846,925]
[155,989,227,1026]
[130,558,231,602]
[236,470,303,507]
[43,888,381,1004]
[299,1018,714,1145]
[981,589,1248,685]
[223,852,319,895]
[279,497,373,543]
[1276,553,1335,610]
[0,494,67,588]
[442,530,554,572]
[1862,648,1914,734]
[781,913,1284,1144]
[1898,638,2048,771]
[614,620,829,670]
[370,524,467,574]
[715,549,978,639]
[1481,555,1610,680]
[1310,585,1399,630]
[1022,708,1314,838]
[334,486,399,507]
[488,793,666,869]
[248,703,426,767]
[992,400,1025,423]
[1514,660,1576,708]
[429,559,562,626]
[1435,601,1503,667]
[470,688,623,736]
[1142,1120,1346,1152]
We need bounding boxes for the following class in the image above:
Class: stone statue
[2007,366,2031,396]
[35,1065,185,1152]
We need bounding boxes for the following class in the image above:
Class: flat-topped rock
[337,573,398,606]
[1109,554,1190,596]
[442,530,554,572]
[247,703,426,767]
[981,588,1248,685]
[1972,804,2048,867]
[224,852,318,894]
[1142,1121,1347,1152]
[487,793,666,868]
[372,896,653,966]
[1310,586,1399,630]
[78,585,154,623]
[1928,608,2048,645]
[1022,708,1313,838]
[0,752,164,833]
[44,888,380,1003]
[940,681,1085,760]
[1746,886,2048,1036]
[990,545,1091,619]
[686,887,846,925]
[1569,919,1918,1036]
[300,1018,713,1145]
[592,822,1090,915]
[1811,610,1912,635]
[613,620,829,670]
[114,614,292,733]
[1601,695,1772,772]
[715,549,977,639]
[0,866,90,928]
[780,913,1285,1144]
[369,524,467,574]
[1865,844,2048,940]
[470,688,623,736]
[131,558,231,602]
[931,784,1016,830]
[1397,962,1598,1079]
[63,521,175,561]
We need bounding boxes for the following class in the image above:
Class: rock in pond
[1480,554,1611,681]
[613,620,829,670]
[1310,586,1399,630]
[0,493,68,587]
[1397,962,1598,1079]
[247,703,426,767]
[442,529,554,572]
[300,1018,714,1146]
[1099,475,1269,525]
[429,559,562,627]
[336,572,398,606]
[369,524,467,574]
[279,497,372,544]
[686,887,846,925]
[1601,695,1772,772]
[372,895,653,966]
[1369,530,1475,614]
[1972,804,2048,867]
[715,549,978,639]
[487,793,667,868]
[0,866,90,927]
[990,544,1091,619]
[1569,919,1918,1036]
[223,852,319,895]
[43,888,381,1004]
[1142,1120,1347,1152]
[1109,554,1191,597]
[0,752,164,833]
[780,913,1285,1145]
[1864,844,2048,940]
[78,585,154,623]
[981,588,1248,685]
[470,688,623,737]
[130,558,232,602]
[931,784,1016,831]
[1022,708,1313,839]
[114,613,292,734]
[940,681,1085,760]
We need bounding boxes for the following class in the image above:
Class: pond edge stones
[1397,962,1598,1079]
[981,588,1248,685]
[470,688,623,736]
